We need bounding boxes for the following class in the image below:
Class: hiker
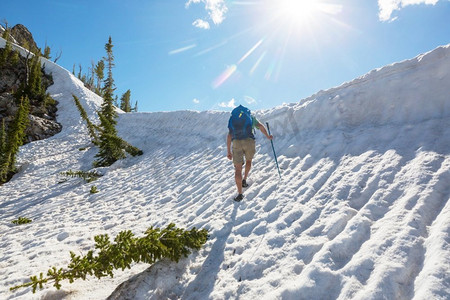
[227,105,273,201]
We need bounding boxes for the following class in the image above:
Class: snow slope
[1,38,449,299]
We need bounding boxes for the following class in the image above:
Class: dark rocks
[0,60,26,93]
[26,115,62,142]
[10,24,40,53]
[0,93,18,117]
[0,24,62,144]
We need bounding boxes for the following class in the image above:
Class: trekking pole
[266,122,281,180]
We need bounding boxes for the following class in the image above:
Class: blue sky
[2,0,449,112]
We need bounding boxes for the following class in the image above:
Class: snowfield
[1,38,449,299]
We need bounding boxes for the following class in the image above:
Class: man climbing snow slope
[227,105,273,201]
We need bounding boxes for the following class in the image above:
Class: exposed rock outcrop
[1,23,39,53]
[10,24,40,53]
[0,24,62,143]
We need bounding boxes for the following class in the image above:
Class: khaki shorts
[232,138,256,165]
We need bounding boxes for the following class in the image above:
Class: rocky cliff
[0,24,61,143]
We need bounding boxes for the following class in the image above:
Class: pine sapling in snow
[59,170,102,183]
[11,217,32,225]
[10,224,209,293]
[90,185,99,194]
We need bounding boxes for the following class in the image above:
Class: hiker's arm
[227,133,232,160]
[257,123,273,140]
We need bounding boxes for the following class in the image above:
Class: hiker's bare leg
[234,163,243,194]
[244,159,252,181]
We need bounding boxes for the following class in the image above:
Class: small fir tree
[90,185,99,194]
[94,60,105,94]
[43,44,51,59]
[0,96,30,183]
[94,114,125,167]
[28,53,43,98]
[94,36,125,167]
[73,93,142,166]
[60,170,102,183]
[120,89,131,112]
[1,23,8,39]
[14,52,48,104]
[100,37,117,123]
[12,217,32,225]
[0,28,12,66]
[77,64,82,80]
[88,61,95,89]
[10,47,20,65]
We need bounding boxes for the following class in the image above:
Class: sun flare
[277,0,319,23]
[209,0,346,87]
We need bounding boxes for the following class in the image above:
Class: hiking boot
[234,194,244,202]
[242,179,249,188]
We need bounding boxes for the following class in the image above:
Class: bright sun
[277,0,320,24]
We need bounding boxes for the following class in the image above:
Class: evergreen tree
[10,48,19,65]
[80,73,87,85]
[120,90,131,112]
[28,53,43,98]
[94,60,105,93]
[1,26,8,39]
[94,114,125,167]
[0,28,12,66]
[0,96,30,183]
[43,44,51,59]
[13,50,55,109]
[100,36,117,123]
[72,95,99,145]
[11,224,208,293]
[15,52,44,102]
[88,61,95,88]
[77,64,82,80]
[94,37,124,167]
[70,37,142,168]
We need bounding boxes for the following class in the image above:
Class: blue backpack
[228,105,254,140]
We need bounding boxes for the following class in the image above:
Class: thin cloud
[218,98,236,108]
[193,19,210,29]
[185,0,201,6]
[207,0,228,24]
[186,0,228,27]
[244,96,257,104]
[193,98,200,104]
[378,0,440,21]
